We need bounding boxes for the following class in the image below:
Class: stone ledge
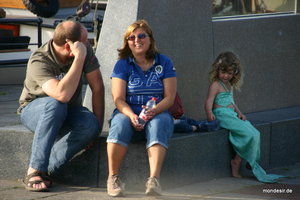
[246,106,300,124]
[0,106,300,190]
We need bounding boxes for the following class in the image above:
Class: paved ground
[1,165,299,200]
[0,85,299,200]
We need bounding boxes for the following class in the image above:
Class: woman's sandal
[22,171,50,192]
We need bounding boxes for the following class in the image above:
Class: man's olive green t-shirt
[19,39,100,108]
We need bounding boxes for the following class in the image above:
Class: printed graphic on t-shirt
[128,71,163,93]
[127,66,164,106]
[155,65,163,74]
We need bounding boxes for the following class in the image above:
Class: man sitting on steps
[17,20,105,192]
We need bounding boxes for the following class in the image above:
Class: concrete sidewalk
[0,84,299,200]
[1,163,300,200]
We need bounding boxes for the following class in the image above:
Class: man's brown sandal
[22,171,50,192]
[40,172,53,188]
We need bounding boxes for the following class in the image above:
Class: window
[212,0,297,17]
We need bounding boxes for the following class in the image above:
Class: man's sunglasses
[127,33,148,41]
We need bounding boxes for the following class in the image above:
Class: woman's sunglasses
[127,33,148,41]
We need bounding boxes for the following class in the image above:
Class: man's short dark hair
[53,21,82,46]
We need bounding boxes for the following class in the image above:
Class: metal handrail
[0,59,28,65]
[0,17,43,47]
[0,43,40,46]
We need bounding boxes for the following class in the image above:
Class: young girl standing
[205,51,283,183]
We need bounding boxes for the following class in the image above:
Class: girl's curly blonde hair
[209,51,243,90]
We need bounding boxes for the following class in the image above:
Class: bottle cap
[152,97,157,101]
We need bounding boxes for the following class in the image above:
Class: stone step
[1,106,300,190]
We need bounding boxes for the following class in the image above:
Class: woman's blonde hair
[118,19,159,60]
[209,51,243,90]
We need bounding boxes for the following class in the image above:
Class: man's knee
[45,98,68,118]
[79,112,101,139]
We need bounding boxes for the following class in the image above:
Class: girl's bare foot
[231,159,242,178]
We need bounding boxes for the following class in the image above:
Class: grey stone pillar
[84,0,214,132]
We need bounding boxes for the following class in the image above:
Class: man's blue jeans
[20,97,100,175]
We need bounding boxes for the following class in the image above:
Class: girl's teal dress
[213,81,283,183]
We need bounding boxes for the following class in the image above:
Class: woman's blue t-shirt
[111,53,176,114]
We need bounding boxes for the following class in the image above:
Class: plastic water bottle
[138,97,157,126]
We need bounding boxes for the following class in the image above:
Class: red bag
[169,93,184,119]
